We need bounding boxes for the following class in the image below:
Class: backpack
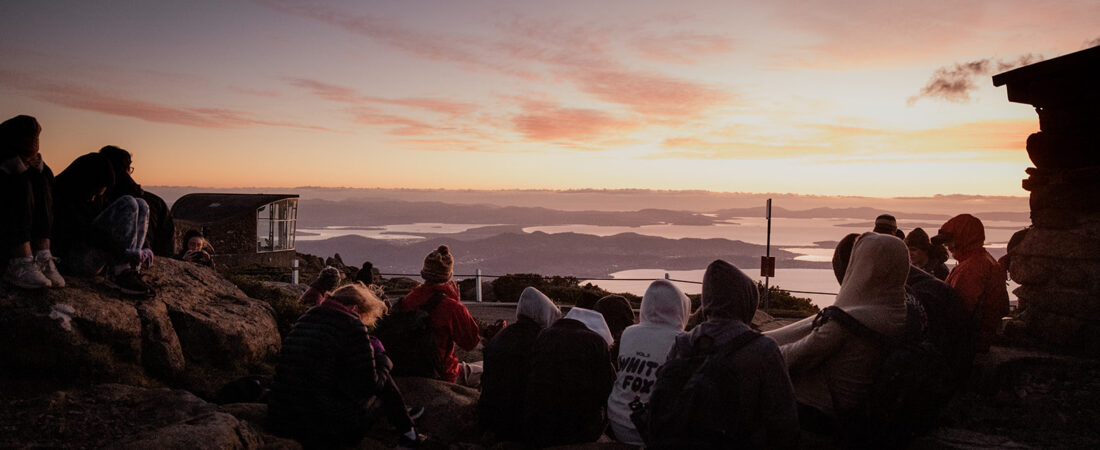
[372,291,445,378]
[814,306,955,447]
[631,330,762,449]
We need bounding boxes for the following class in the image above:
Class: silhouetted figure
[606,280,691,445]
[479,286,562,442]
[53,152,152,296]
[935,214,1010,352]
[299,266,344,307]
[98,145,175,256]
[0,115,64,289]
[523,307,615,448]
[594,294,635,366]
[268,283,424,447]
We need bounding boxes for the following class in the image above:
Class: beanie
[873,214,897,235]
[420,245,454,283]
[904,227,932,253]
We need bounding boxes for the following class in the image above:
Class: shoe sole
[408,406,425,421]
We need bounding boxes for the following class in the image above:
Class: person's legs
[93,196,152,295]
[380,378,415,433]
[1,173,50,288]
[25,166,63,287]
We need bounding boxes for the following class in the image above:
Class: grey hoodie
[517,286,562,329]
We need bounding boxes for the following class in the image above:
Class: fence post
[291,259,299,285]
[664,272,670,280]
[476,268,483,303]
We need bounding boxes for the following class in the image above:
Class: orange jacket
[940,214,1009,351]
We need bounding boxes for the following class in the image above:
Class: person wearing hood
[935,214,1009,352]
[594,294,636,366]
[906,227,949,280]
[479,286,562,441]
[605,280,691,445]
[657,260,797,449]
[52,152,153,296]
[523,306,615,447]
[766,232,908,431]
[0,115,64,289]
[390,245,481,385]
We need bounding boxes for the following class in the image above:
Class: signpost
[762,199,775,309]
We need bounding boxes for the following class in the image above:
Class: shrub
[758,281,819,318]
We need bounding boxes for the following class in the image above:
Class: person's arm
[338,326,387,398]
[760,340,800,449]
[947,262,984,312]
[450,302,481,351]
[779,321,846,374]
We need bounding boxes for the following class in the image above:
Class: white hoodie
[564,307,614,347]
[606,280,691,445]
[516,286,562,328]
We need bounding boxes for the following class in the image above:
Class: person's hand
[368,336,386,355]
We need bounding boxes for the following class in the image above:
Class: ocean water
[583,268,842,308]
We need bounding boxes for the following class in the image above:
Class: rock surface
[0,257,281,391]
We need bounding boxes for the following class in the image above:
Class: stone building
[171,193,299,267]
[993,45,1100,353]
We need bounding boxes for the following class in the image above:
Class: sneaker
[3,257,51,289]
[105,269,152,296]
[35,251,66,288]
[407,406,425,421]
[397,432,428,448]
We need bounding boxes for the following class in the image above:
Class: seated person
[52,152,153,296]
[479,286,561,441]
[98,145,175,256]
[523,307,615,448]
[0,115,64,289]
[593,294,635,366]
[177,229,214,268]
[299,266,343,307]
[268,283,424,447]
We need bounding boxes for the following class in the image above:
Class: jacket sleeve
[779,321,846,374]
[337,325,388,399]
[947,262,985,312]
[449,301,481,351]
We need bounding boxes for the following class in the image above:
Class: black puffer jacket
[268,304,392,445]
[479,316,543,440]
[523,318,615,448]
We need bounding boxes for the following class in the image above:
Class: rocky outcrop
[0,384,296,449]
[0,257,280,391]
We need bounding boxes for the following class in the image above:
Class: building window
[257,198,297,252]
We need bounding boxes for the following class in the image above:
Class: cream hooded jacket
[606,280,691,444]
[564,307,614,346]
[765,232,909,416]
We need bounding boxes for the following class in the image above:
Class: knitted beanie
[873,214,898,235]
[420,245,454,283]
[905,227,932,253]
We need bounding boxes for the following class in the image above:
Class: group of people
[268,211,1010,448]
[1,114,218,296]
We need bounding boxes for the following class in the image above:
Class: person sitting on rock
[647,260,798,448]
[905,227,949,280]
[594,294,635,367]
[299,266,343,307]
[522,306,615,448]
[605,280,691,445]
[98,145,175,256]
[390,245,481,386]
[767,233,908,436]
[934,214,1009,352]
[52,152,153,296]
[268,283,425,448]
[176,229,214,268]
[479,286,561,442]
[0,115,65,289]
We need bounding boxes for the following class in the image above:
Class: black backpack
[813,306,955,447]
[631,330,762,449]
[372,291,445,378]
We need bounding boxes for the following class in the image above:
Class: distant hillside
[296,231,821,278]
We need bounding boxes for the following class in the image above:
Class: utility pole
[762,199,775,310]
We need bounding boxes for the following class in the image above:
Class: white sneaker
[3,256,51,289]
[35,250,66,288]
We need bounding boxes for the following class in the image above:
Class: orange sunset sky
[2,0,1098,197]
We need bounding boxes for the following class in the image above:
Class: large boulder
[0,258,280,391]
[0,384,295,449]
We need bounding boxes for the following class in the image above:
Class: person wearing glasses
[98,145,175,256]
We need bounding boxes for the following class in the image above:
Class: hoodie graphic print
[606,280,691,445]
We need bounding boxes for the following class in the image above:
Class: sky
[1,0,1097,197]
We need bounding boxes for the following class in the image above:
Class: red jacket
[940,214,1009,351]
[397,281,480,382]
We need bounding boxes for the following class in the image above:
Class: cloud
[512,99,635,142]
[630,31,734,64]
[569,69,731,117]
[232,87,282,98]
[1086,37,1100,48]
[349,107,442,137]
[907,54,1042,105]
[287,77,476,116]
[0,70,330,131]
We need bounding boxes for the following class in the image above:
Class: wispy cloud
[1086,36,1100,48]
[0,70,330,131]
[907,54,1042,105]
[512,99,635,142]
[630,31,734,64]
[287,77,476,116]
